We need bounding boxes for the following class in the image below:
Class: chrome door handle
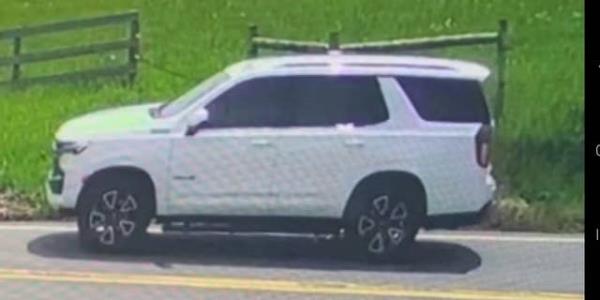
[173,175,195,181]
[344,139,364,147]
[250,139,272,147]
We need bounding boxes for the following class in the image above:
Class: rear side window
[396,76,490,124]
[291,76,389,127]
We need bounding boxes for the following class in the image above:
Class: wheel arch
[76,166,157,215]
[342,170,428,220]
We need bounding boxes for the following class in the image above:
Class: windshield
[157,72,230,118]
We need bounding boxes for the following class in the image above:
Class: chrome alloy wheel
[357,195,408,255]
[88,190,138,246]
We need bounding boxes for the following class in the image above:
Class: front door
[169,129,279,215]
[167,76,290,215]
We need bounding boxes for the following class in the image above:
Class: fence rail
[340,32,499,52]
[0,11,140,86]
[248,20,509,126]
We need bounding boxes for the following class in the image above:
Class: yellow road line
[0,268,582,300]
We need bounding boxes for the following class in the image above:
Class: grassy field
[0,0,583,230]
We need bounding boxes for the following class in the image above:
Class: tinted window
[396,76,490,124]
[205,77,290,128]
[159,72,229,118]
[205,76,388,128]
[291,76,388,127]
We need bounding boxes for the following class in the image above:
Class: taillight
[475,124,492,168]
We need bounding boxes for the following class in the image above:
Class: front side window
[203,75,388,129]
[158,72,230,118]
[204,77,290,128]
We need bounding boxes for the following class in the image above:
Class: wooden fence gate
[0,11,140,86]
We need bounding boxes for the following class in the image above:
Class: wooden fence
[248,20,509,126]
[0,11,140,86]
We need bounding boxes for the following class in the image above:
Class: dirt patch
[475,197,584,233]
[0,189,39,221]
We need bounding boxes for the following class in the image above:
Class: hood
[55,103,166,141]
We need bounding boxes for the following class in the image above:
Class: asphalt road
[0,222,584,299]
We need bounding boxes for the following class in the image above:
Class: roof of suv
[225,54,490,81]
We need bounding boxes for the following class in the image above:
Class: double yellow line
[0,268,582,300]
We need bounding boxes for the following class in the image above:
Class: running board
[157,215,343,234]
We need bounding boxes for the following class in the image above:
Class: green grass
[0,0,583,229]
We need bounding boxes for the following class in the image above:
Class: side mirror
[185,108,208,136]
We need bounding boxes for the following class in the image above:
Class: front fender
[61,138,172,215]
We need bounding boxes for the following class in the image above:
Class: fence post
[248,24,259,57]
[12,36,21,82]
[495,19,508,127]
[128,15,140,85]
[329,31,340,51]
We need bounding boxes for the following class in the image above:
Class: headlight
[54,140,88,155]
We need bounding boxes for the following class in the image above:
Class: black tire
[77,174,154,252]
[345,179,425,261]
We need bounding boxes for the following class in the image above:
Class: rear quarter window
[396,76,490,124]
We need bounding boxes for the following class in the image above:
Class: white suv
[47,54,496,259]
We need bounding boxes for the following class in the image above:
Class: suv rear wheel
[345,180,424,260]
[77,174,154,252]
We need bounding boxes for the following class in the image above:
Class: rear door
[272,76,390,217]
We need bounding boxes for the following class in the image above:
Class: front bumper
[46,172,64,210]
[45,140,89,215]
[46,150,65,208]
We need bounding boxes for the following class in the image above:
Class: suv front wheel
[77,175,153,252]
